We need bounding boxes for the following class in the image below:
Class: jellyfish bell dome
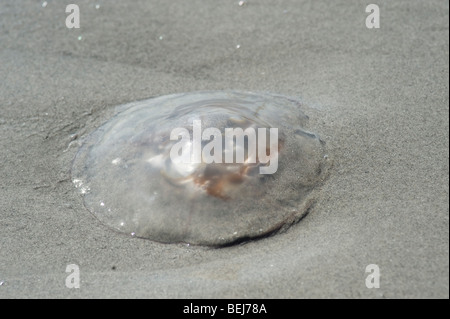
[71,91,329,246]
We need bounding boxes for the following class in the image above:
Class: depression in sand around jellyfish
[71,91,329,246]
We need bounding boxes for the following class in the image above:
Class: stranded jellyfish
[71,91,329,246]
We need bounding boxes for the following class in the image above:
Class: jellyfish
[71,91,329,246]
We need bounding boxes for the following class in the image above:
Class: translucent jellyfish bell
[71,91,329,246]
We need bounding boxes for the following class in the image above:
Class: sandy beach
[0,0,448,298]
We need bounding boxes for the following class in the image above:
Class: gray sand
[0,0,448,298]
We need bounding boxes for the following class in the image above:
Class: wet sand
[0,0,448,298]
